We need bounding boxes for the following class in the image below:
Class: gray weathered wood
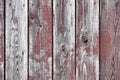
[0,0,4,80]
[5,0,28,80]
[53,0,75,80]
[76,0,99,80]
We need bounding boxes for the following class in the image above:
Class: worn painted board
[76,0,99,80]
[53,0,75,80]
[5,0,28,80]
[0,0,4,80]
[100,0,120,80]
[29,0,52,80]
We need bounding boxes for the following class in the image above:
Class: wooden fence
[0,0,119,80]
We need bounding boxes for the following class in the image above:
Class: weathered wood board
[5,0,28,80]
[0,0,4,80]
[2,0,120,80]
[76,0,99,80]
[100,0,120,80]
[53,0,75,80]
[29,0,52,80]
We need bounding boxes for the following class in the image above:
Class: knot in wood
[82,35,88,43]
[61,44,66,52]
[39,24,42,27]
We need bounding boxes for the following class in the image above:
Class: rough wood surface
[0,0,4,80]
[76,0,99,80]
[5,0,28,80]
[29,0,52,80]
[100,0,120,80]
[53,0,75,80]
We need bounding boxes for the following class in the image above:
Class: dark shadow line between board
[75,0,76,80]
[52,0,54,80]
[27,0,29,80]
[4,0,6,79]
[99,0,101,79]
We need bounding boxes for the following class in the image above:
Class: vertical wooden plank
[5,0,28,80]
[53,0,75,80]
[29,0,52,80]
[0,0,4,80]
[76,0,99,80]
[100,0,120,80]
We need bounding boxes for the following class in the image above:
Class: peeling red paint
[100,0,120,80]
[53,0,75,80]
[29,0,52,80]
[76,0,99,80]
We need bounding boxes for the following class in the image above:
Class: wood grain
[0,0,4,80]
[5,0,28,80]
[29,0,52,80]
[100,0,120,80]
[53,0,75,80]
[76,0,99,80]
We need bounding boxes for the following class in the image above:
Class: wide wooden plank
[100,0,120,80]
[29,0,52,80]
[5,0,28,80]
[53,0,75,80]
[0,0,4,80]
[76,0,99,80]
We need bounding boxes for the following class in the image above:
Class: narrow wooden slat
[76,0,99,80]
[0,0,4,80]
[53,0,75,80]
[100,0,120,79]
[5,0,28,80]
[29,0,52,80]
